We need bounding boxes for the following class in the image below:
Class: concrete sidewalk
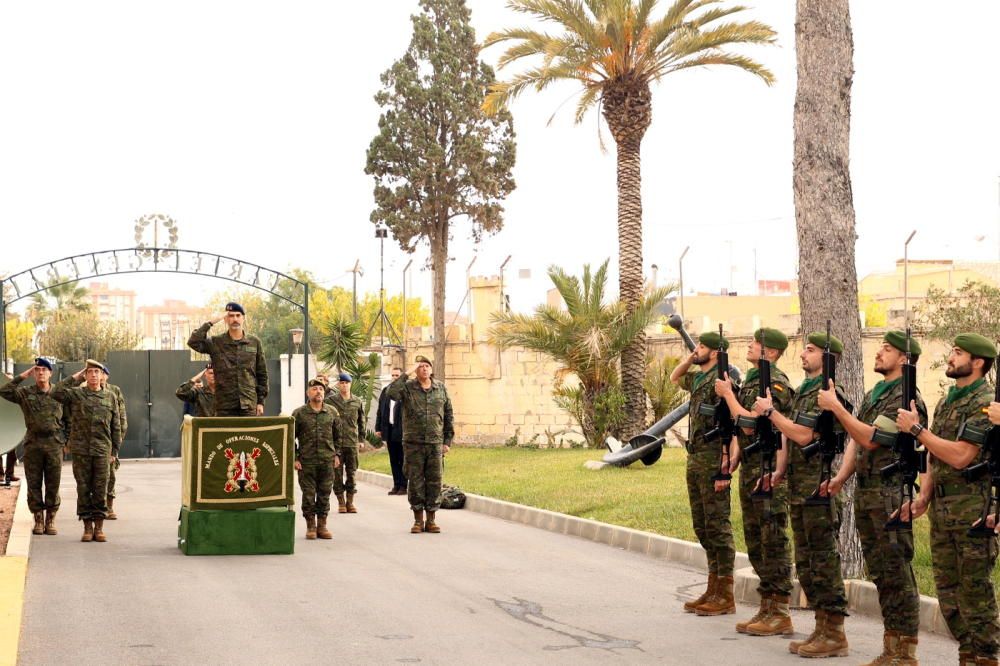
[18,461,960,665]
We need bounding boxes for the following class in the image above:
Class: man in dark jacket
[376,367,406,495]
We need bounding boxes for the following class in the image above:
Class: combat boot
[305,515,317,540]
[44,510,58,535]
[106,496,117,520]
[859,630,899,666]
[796,611,848,658]
[424,510,441,533]
[33,512,44,535]
[737,595,770,633]
[94,519,107,543]
[789,610,826,654]
[684,573,717,613]
[975,658,999,666]
[695,575,735,616]
[747,594,794,637]
[336,492,347,514]
[316,516,332,539]
[961,653,976,666]
[894,634,918,666]
[81,519,94,542]
[346,493,357,513]
[411,510,424,533]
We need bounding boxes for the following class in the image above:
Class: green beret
[754,327,788,351]
[698,331,730,351]
[954,333,997,359]
[806,331,844,354]
[415,355,433,367]
[883,330,921,357]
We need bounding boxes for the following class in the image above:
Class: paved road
[20,460,960,665]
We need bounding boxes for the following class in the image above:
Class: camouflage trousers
[72,453,110,520]
[789,497,847,615]
[107,456,120,499]
[686,451,735,577]
[333,447,358,495]
[215,407,257,417]
[404,442,443,512]
[855,485,920,635]
[739,462,792,596]
[298,460,335,517]
[930,494,1000,658]
[22,440,62,513]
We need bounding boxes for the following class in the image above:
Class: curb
[0,482,31,666]
[358,469,949,636]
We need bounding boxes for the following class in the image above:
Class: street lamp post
[679,246,690,324]
[903,230,916,327]
[288,327,304,387]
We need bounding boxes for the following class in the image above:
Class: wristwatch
[909,423,925,437]
[763,407,774,418]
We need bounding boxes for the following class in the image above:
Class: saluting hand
[256,404,264,416]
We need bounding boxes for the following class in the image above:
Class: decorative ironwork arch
[1,246,310,383]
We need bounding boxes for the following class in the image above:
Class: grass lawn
[360,446,993,598]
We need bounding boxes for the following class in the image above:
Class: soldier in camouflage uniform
[0,358,67,536]
[818,331,927,665]
[187,302,268,416]
[52,359,122,543]
[670,330,736,616]
[101,366,127,520]
[897,333,999,666]
[714,328,795,636]
[293,379,341,540]
[326,372,365,514]
[387,355,453,534]
[756,331,850,658]
[175,365,217,417]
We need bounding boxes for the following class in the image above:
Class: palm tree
[483,0,776,438]
[27,280,91,326]
[490,260,671,446]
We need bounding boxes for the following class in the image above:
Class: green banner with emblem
[181,415,294,510]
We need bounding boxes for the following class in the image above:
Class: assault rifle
[803,321,853,506]
[880,328,926,531]
[697,325,736,482]
[741,331,782,500]
[964,375,1000,538]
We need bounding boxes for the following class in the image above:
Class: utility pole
[679,246,690,323]
[349,260,362,322]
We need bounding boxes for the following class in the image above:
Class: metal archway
[1,246,310,384]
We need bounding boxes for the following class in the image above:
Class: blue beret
[225,302,245,315]
[338,372,352,382]
[102,365,110,376]
[34,357,53,371]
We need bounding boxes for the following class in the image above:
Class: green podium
[178,415,296,555]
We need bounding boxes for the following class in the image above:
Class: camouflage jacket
[679,365,722,455]
[930,378,993,492]
[325,393,365,450]
[107,383,128,437]
[175,380,216,417]
[187,322,268,413]
[786,375,847,500]
[51,377,122,457]
[736,364,794,457]
[0,376,68,444]
[387,374,454,446]
[293,403,340,463]
[855,378,927,488]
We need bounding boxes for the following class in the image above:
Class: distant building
[137,299,208,350]
[87,282,136,329]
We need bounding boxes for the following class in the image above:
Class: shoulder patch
[771,383,785,393]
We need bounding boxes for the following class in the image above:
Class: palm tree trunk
[794,0,864,578]
[431,219,448,382]
[617,133,646,440]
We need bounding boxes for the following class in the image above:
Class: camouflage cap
[884,330,921,357]
[84,359,105,371]
[806,331,844,354]
[415,355,433,367]
[698,331,729,351]
[954,333,997,359]
[307,378,326,388]
[754,327,788,351]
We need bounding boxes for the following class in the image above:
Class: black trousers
[0,449,16,480]
[386,440,407,489]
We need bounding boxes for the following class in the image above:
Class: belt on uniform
[856,475,883,489]
[935,482,976,498]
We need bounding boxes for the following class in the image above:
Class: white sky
[1,1,998,316]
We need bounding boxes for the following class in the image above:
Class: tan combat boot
[975,658,999,666]
[411,509,424,534]
[894,634,917,666]
[346,493,357,513]
[859,630,899,666]
[44,510,58,535]
[737,595,770,633]
[336,492,347,514]
[94,519,107,543]
[684,573,717,613]
[960,653,976,666]
[305,515,317,540]
[424,510,441,533]
[316,516,332,539]
[747,594,794,637]
[789,610,826,654]
[106,496,117,520]
[33,512,45,535]
[796,611,848,658]
[695,575,735,616]
[81,519,94,542]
